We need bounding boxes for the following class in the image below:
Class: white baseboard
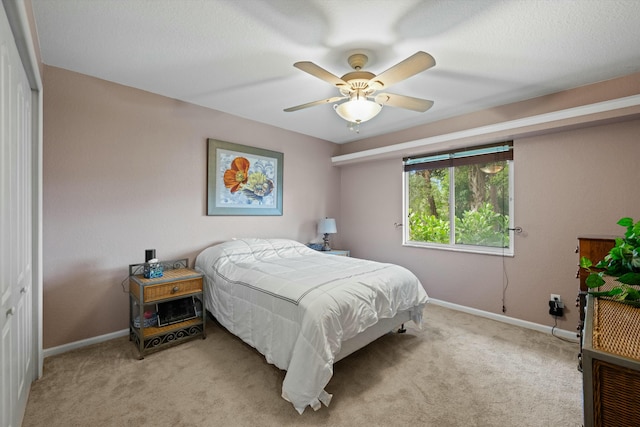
[428,298,579,343]
[43,328,129,359]
[42,300,578,359]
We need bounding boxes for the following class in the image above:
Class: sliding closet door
[0,4,34,426]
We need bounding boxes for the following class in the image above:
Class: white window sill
[403,241,514,257]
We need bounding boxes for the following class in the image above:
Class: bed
[194,238,429,413]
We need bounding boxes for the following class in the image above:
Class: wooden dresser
[576,235,616,370]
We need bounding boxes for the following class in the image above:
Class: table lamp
[318,218,337,251]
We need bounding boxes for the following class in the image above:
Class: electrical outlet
[549,294,564,317]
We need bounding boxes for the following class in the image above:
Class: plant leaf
[624,286,640,300]
[618,217,634,228]
[589,288,624,297]
[580,257,593,268]
[617,272,640,285]
[610,246,624,260]
[586,273,605,288]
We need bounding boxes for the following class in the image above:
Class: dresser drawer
[142,277,202,302]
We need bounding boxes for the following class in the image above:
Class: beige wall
[43,63,640,349]
[42,66,342,348]
[338,114,640,331]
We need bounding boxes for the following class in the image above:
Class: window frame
[402,143,515,256]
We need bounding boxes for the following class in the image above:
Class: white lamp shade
[318,218,337,234]
[334,99,382,123]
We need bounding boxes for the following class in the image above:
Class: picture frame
[207,139,283,216]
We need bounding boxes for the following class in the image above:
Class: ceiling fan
[284,51,436,129]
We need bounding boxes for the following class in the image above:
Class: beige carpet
[22,304,583,426]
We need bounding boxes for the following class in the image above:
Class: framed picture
[207,139,283,216]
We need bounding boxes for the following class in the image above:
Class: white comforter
[194,238,428,414]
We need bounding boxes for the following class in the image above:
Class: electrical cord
[502,259,509,313]
[550,315,577,343]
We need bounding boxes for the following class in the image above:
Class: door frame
[3,0,44,379]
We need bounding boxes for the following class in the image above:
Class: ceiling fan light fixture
[334,98,382,124]
[285,51,436,132]
[480,163,504,174]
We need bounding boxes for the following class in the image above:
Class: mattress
[195,238,428,413]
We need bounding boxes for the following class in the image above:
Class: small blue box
[144,262,163,279]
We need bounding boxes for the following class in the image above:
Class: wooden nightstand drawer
[130,268,203,302]
[143,277,202,302]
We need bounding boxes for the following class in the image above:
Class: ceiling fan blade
[284,96,346,112]
[375,93,434,112]
[369,51,435,90]
[293,61,350,88]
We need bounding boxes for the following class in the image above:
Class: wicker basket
[584,297,640,427]
[592,298,640,359]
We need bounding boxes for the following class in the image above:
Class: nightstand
[321,249,350,256]
[129,261,206,359]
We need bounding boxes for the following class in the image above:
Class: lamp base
[321,234,331,251]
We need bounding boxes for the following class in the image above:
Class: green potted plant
[580,217,640,304]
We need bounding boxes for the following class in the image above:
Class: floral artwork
[223,157,250,193]
[220,154,275,203]
[207,139,283,215]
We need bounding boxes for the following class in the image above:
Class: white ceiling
[31,0,640,144]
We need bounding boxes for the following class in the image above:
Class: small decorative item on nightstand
[143,258,163,278]
[143,249,163,278]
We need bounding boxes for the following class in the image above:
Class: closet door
[1,5,34,427]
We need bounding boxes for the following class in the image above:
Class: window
[403,142,514,255]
